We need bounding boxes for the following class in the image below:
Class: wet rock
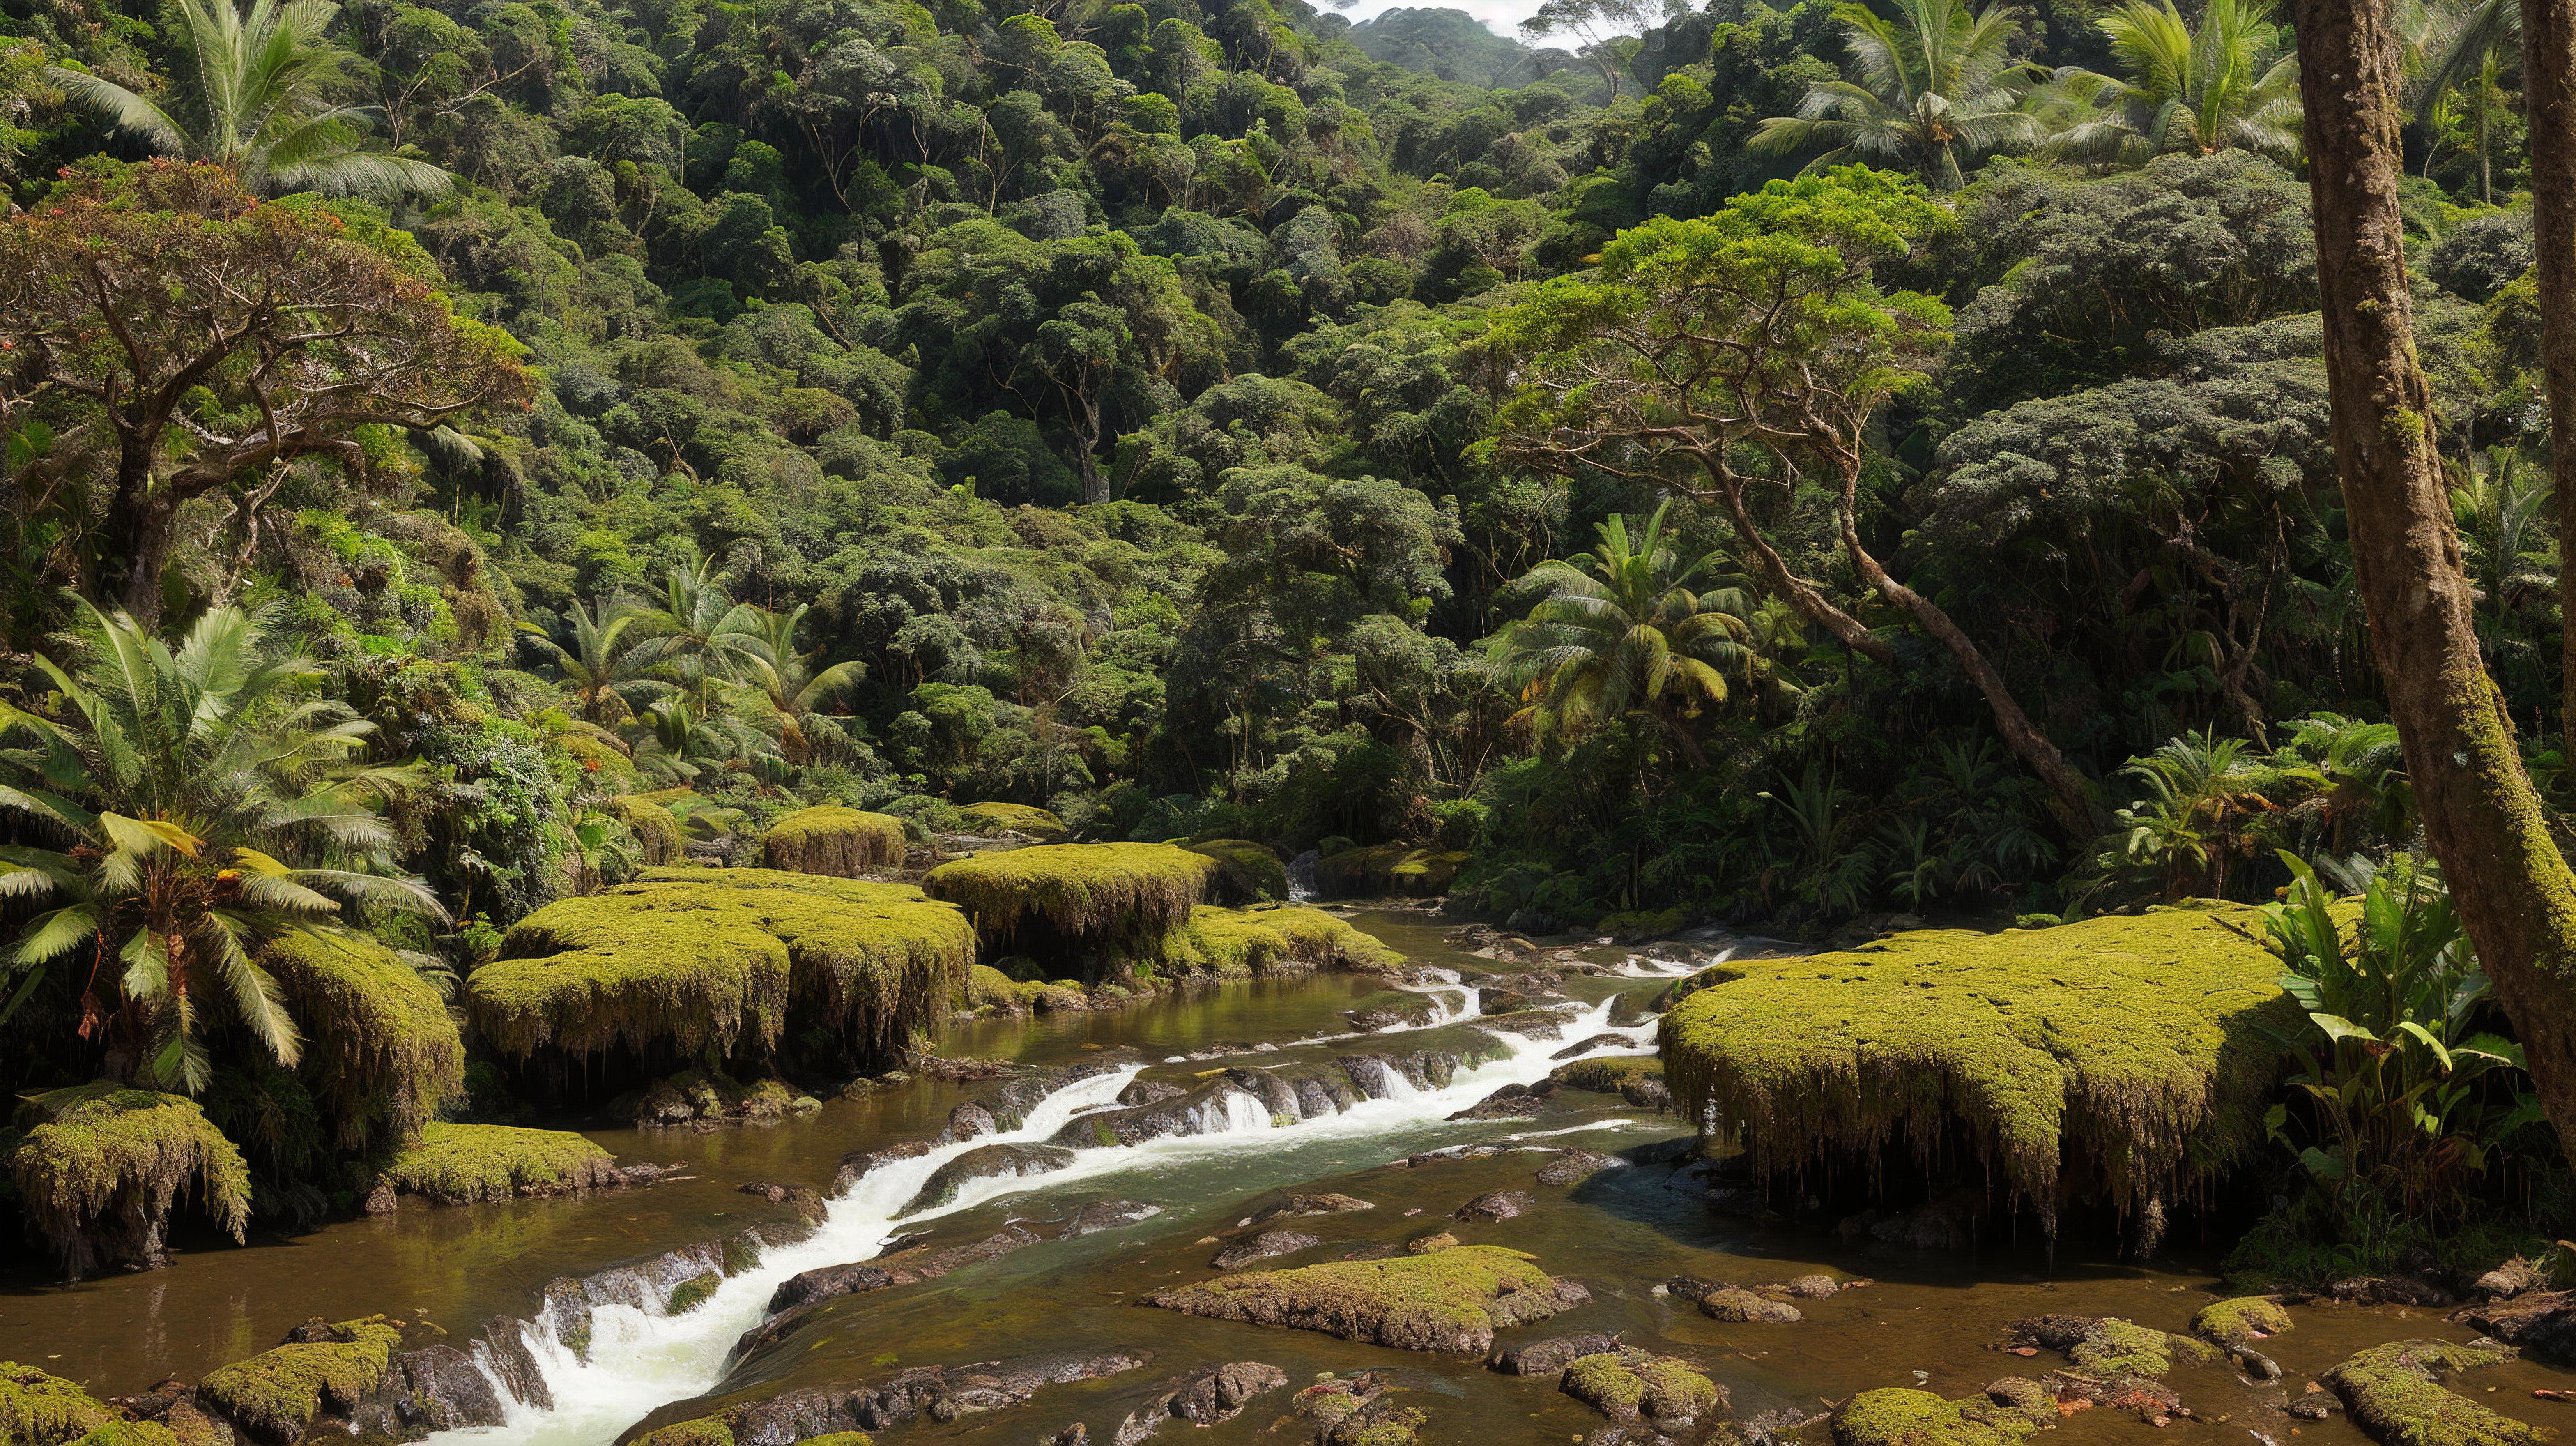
[474,1317,551,1409]
[768,1261,899,1313]
[1536,1150,1616,1186]
[1046,1425,1091,1446]
[348,1345,508,1435]
[1448,1084,1546,1121]
[912,1053,1023,1081]
[737,1181,830,1226]
[2320,1340,2545,1446]
[1552,1034,1635,1061]
[1777,1274,1843,1299]
[1346,999,1440,1031]
[1405,1232,1457,1254]
[1454,1189,1533,1222]
[1742,1407,1820,1446]
[942,1101,1000,1141]
[1144,1244,1591,1355]
[1249,1192,1375,1223]
[719,1350,1152,1444]
[1561,1347,1726,1432]
[1403,1143,1501,1168]
[1211,1230,1323,1270]
[2325,1274,2455,1307]
[1493,1332,1625,1377]
[834,1137,933,1193]
[1118,1078,1187,1107]
[1063,1200,1164,1236]
[904,1143,1077,1212]
[2006,1315,2215,1377]
[1113,1361,1290,1442]
[1699,1288,1801,1324]
[1619,1074,1672,1110]
[2286,1395,2341,1421]
[2457,1289,2576,1365]
[2474,1259,2544,1301]
[1478,1006,1584,1038]
[1295,1374,1427,1446]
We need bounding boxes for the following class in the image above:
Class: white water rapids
[430,995,1647,1446]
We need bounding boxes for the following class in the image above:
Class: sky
[1332,0,1556,33]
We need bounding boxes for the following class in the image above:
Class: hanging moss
[958,802,1070,841]
[2323,1341,2545,1446]
[9,1084,251,1276]
[378,1122,621,1204]
[195,1317,402,1443]
[1313,845,1469,899]
[1166,906,1403,975]
[615,794,684,865]
[467,868,973,1065]
[759,806,907,876]
[1188,839,1290,903]
[1657,905,2296,1236]
[262,933,465,1149]
[925,843,1218,975]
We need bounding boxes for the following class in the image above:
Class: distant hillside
[1349,7,1595,94]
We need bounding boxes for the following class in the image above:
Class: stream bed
[4,908,2567,1446]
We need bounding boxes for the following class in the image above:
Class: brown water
[4,908,2565,1446]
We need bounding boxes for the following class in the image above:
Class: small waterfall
[1286,849,1319,901]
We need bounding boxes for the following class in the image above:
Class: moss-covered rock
[195,1316,403,1443]
[1597,908,1686,944]
[614,792,684,866]
[1188,838,1290,903]
[1141,1244,1589,1355]
[2192,1296,2291,1348]
[1560,1349,1725,1429]
[8,1084,251,1276]
[262,933,465,1149]
[633,1421,734,1446]
[378,1123,621,1204]
[1549,1056,1664,1094]
[1658,906,2295,1239]
[0,1361,149,1445]
[2007,1315,2214,1377]
[628,1067,811,1126]
[468,867,973,1066]
[1833,1388,2042,1446]
[957,802,1070,841]
[924,843,1218,978]
[759,806,907,876]
[2323,1340,2546,1446]
[1168,905,1403,975]
[1313,845,1468,899]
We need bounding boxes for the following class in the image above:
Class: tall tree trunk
[2525,0,2576,737]
[2296,0,2576,1161]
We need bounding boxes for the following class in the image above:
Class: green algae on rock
[2011,1315,2215,1377]
[194,1316,403,1443]
[1658,905,2295,1239]
[1141,1243,1589,1355]
[1833,1387,2047,1446]
[615,792,685,865]
[1170,905,1403,974]
[262,933,465,1149]
[1188,838,1290,902]
[8,1084,251,1276]
[634,1421,735,1446]
[759,806,908,875]
[958,801,1070,841]
[1,1359,156,1445]
[1560,1349,1725,1429]
[379,1122,621,1204]
[2192,1296,2291,1348]
[1313,844,1468,899]
[468,867,973,1066]
[2323,1340,2548,1446]
[924,843,1218,977]
[1549,1056,1664,1094]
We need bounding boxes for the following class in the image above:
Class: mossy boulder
[758,806,907,876]
[958,801,1070,841]
[614,793,684,866]
[196,1316,403,1443]
[1833,1388,2044,1446]
[468,867,973,1067]
[2192,1296,2291,1348]
[0,1361,161,1445]
[378,1123,621,1204]
[2323,1340,2547,1446]
[1188,838,1290,903]
[1141,1244,1589,1355]
[262,933,465,1149]
[1561,1349,1725,1429]
[924,843,1219,978]
[1549,1056,1664,1094]
[634,1421,735,1446]
[1313,845,1469,899]
[1167,905,1403,975]
[1658,906,2296,1240]
[1596,908,1686,944]
[8,1084,251,1276]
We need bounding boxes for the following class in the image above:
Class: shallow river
[3,909,2566,1446]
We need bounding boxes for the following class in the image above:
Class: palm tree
[2415,0,2517,201]
[2036,0,2302,168]
[637,558,763,708]
[0,601,443,1092]
[1484,501,1771,766]
[518,597,667,725]
[726,603,867,764]
[2109,728,2321,900]
[1752,0,2043,190]
[2452,444,2556,632]
[47,0,451,200]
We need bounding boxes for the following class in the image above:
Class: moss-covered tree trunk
[2294,0,2576,1158]
[2522,0,2576,737]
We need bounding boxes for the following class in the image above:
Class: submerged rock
[1113,1361,1289,1443]
[1493,1331,1625,1377]
[1536,1150,1615,1186]
[2006,1315,2214,1377]
[1699,1288,1800,1324]
[1294,1373,1427,1446]
[690,1350,1151,1445]
[1142,1245,1589,1355]
[2323,1340,2544,1446]
[1249,1192,1375,1223]
[833,1137,933,1194]
[1211,1230,1323,1270]
[1561,1348,1726,1432]
[1063,1199,1164,1236]
[1447,1084,1546,1121]
[1454,1189,1533,1223]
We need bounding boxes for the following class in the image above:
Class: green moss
[1142,1244,1583,1355]
[1563,1351,1722,1424]
[1189,838,1290,902]
[2192,1296,2291,1348]
[797,1434,872,1446]
[631,1417,734,1446]
[1550,1056,1664,1093]
[70,1422,184,1446]
[379,1122,619,1204]
[1834,1389,2040,1446]
[8,1084,251,1274]
[958,802,1070,841]
[614,794,683,865]
[1597,908,1686,943]
[469,868,973,1064]
[925,843,1218,974]
[2324,1341,2545,1446]
[195,1317,402,1441]
[1167,905,1403,975]
[1658,907,2296,1236]
[759,806,907,875]
[2,1361,122,1445]
[263,933,465,1149]
[2065,1319,2215,1377]
[1314,845,1468,899]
